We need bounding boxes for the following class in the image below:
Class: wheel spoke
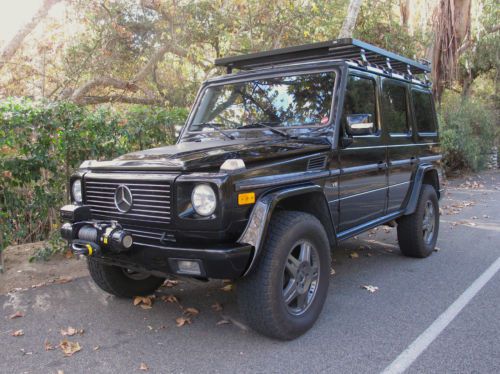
[296,292,308,310]
[283,280,298,304]
[299,243,311,263]
[310,265,319,280]
[286,255,300,277]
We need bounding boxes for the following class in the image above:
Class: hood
[84,138,331,171]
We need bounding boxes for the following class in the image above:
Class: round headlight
[72,179,82,203]
[191,184,216,216]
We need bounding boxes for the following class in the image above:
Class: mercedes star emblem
[114,185,133,213]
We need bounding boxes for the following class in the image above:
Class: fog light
[177,260,202,275]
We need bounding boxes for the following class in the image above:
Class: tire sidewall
[416,185,440,255]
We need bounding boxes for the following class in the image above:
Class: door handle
[377,161,387,170]
[410,157,417,165]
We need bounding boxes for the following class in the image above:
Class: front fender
[404,162,444,215]
[237,184,324,276]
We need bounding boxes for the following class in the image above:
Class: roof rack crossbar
[215,38,431,76]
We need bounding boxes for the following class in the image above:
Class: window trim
[381,78,412,137]
[343,72,381,139]
[410,87,438,136]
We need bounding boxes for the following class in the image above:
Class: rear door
[338,72,387,232]
[381,77,415,213]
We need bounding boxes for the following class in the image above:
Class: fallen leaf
[9,311,24,319]
[211,302,223,312]
[60,326,84,336]
[163,279,179,288]
[93,345,100,351]
[139,362,149,371]
[11,329,24,337]
[434,247,441,252]
[349,251,359,259]
[216,319,231,326]
[45,340,55,351]
[57,370,64,374]
[147,325,153,330]
[59,339,82,356]
[220,284,234,292]
[133,296,154,309]
[330,268,336,275]
[176,317,191,327]
[54,276,73,284]
[161,295,178,304]
[184,307,199,316]
[361,285,379,293]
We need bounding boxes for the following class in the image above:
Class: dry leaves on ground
[184,307,199,316]
[9,311,24,319]
[139,363,149,371]
[211,302,223,312]
[216,319,231,326]
[220,284,234,292]
[133,295,155,309]
[59,339,82,356]
[349,251,359,259]
[176,317,191,327]
[361,285,379,293]
[11,329,24,337]
[162,279,179,288]
[160,294,178,304]
[60,326,84,336]
[45,340,55,351]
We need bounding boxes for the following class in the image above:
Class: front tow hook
[71,240,101,256]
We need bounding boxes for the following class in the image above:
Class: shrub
[439,92,497,173]
[0,98,188,255]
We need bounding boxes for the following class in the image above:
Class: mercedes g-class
[60,39,443,340]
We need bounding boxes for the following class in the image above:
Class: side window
[412,90,436,133]
[342,74,378,134]
[382,80,409,134]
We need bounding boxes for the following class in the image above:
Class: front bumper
[93,241,254,279]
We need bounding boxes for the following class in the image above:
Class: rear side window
[342,75,378,131]
[412,90,436,133]
[382,80,409,134]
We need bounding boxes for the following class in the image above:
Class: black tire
[237,211,331,340]
[397,184,440,258]
[87,258,165,298]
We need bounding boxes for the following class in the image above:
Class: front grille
[84,177,172,226]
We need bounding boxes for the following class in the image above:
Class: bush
[0,98,188,255]
[439,92,497,173]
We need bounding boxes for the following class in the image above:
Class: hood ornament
[114,185,133,213]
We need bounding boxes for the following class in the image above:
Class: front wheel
[397,184,440,258]
[87,258,165,298]
[237,211,331,340]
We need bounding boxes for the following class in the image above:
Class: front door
[338,72,387,232]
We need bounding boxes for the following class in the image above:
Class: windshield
[188,71,336,133]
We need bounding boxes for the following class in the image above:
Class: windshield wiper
[195,122,235,140]
[237,122,290,138]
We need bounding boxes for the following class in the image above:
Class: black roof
[215,38,431,75]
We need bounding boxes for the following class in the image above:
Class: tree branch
[78,95,164,106]
[0,0,62,71]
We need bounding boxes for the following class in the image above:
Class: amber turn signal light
[238,192,255,205]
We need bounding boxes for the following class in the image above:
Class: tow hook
[71,240,101,256]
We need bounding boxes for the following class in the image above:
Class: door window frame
[410,87,438,136]
[380,77,412,138]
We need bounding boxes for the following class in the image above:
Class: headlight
[72,179,82,203]
[191,184,216,216]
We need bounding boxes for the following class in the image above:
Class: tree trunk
[338,0,364,39]
[431,0,471,103]
[399,0,411,30]
[0,0,61,71]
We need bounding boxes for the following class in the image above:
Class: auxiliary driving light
[175,259,202,276]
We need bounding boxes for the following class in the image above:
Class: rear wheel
[237,211,331,340]
[397,184,440,258]
[87,258,165,298]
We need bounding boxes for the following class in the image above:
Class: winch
[60,205,133,256]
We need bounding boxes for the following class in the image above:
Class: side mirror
[346,114,375,136]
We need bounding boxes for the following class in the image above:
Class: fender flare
[237,184,331,276]
[404,164,441,215]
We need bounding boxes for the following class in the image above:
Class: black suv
[60,39,443,340]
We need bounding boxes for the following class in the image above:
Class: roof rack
[215,38,431,78]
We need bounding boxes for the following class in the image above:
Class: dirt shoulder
[0,242,87,294]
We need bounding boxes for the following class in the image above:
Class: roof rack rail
[215,38,431,76]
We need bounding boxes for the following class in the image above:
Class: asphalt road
[2,171,500,374]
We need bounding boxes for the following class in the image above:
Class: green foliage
[439,92,497,173]
[0,98,187,254]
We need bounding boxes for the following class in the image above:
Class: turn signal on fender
[238,192,255,205]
